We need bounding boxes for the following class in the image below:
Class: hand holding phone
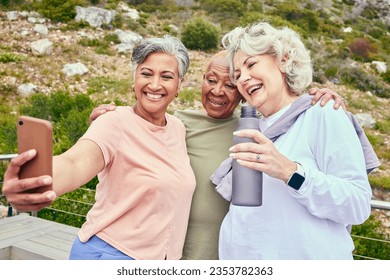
[17,116,53,193]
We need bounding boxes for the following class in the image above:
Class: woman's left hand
[229,129,296,183]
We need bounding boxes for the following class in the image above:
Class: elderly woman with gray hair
[2,35,196,260]
[212,22,379,259]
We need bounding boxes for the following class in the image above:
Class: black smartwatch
[287,162,305,190]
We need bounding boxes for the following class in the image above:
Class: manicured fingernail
[42,177,52,185]
[233,131,240,135]
[229,146,234,151]
[47,192,56,200]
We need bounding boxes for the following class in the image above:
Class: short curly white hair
[222,22,312,95]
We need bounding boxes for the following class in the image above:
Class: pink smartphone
[17,116,53,193]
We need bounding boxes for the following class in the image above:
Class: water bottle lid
[240,105,257,118]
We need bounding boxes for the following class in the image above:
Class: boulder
[75,6,116,28]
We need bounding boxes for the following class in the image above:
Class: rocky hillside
[0,1,389,182]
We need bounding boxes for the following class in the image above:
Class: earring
[175,93,178,97]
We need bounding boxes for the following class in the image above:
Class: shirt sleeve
[289,102,372,225]
[80,109,123,167]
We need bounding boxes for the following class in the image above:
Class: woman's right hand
[89,102,117,124]
[2,149,56,212]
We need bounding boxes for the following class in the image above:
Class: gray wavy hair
[222,22,312,95]
[131,35,190,81]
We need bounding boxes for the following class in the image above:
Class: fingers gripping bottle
[232,105,263,206]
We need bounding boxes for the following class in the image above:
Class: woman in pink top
[2,36,196,260]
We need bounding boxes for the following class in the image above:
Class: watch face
[288,173,305,190]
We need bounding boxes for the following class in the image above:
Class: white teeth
[248,85,263,95]
[209,99,227,106]
[146,93,163,99]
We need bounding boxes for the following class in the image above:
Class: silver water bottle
[232,105,263,206]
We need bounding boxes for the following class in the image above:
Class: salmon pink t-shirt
[77,106,196,260]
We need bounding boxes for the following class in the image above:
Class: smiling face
[201,57,242,119]
[133,52,180,125]
[233,50,296,117]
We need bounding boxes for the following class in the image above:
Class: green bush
[339,66,389,98]
[239,14,306,38]
[0,0,24,7]
[269,2,320,34]
[35,0,86,23]
[382,71,390,84]
[0,53,25,63]
[199,0,246,17]
[19,91,95,153]
[181,17,219,51]
[0,114,18,155]
[352,214,390,259]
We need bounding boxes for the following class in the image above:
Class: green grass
[369,176,390,190]
[87,76,132,97]
[177,88,201,106]
[0,52,25,63]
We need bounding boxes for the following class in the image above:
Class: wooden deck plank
[0,214,78,260]
[0,221,54,248]
[13,239,70,260]
[10,246,52,260]
[48,229,79,242]
[0,214,52,237]
[28,234,75,251]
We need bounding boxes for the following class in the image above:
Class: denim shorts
[69,235,134,260]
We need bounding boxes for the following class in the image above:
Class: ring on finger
[256,154,261,162]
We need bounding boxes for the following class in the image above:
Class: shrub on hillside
[0,114,17,155]
[339,66,389,98]
[348,38,378,62]
[181,17,218,51]
[132,0,179,14]
[198,0,246,18]
[269,2,319,34]
[34,0,86,23]
[382,71,390,84]
[19,92,95,153]
[239,13,304,35]
[352,214,390,259]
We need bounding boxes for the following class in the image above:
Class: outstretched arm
[2,140,104,212]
